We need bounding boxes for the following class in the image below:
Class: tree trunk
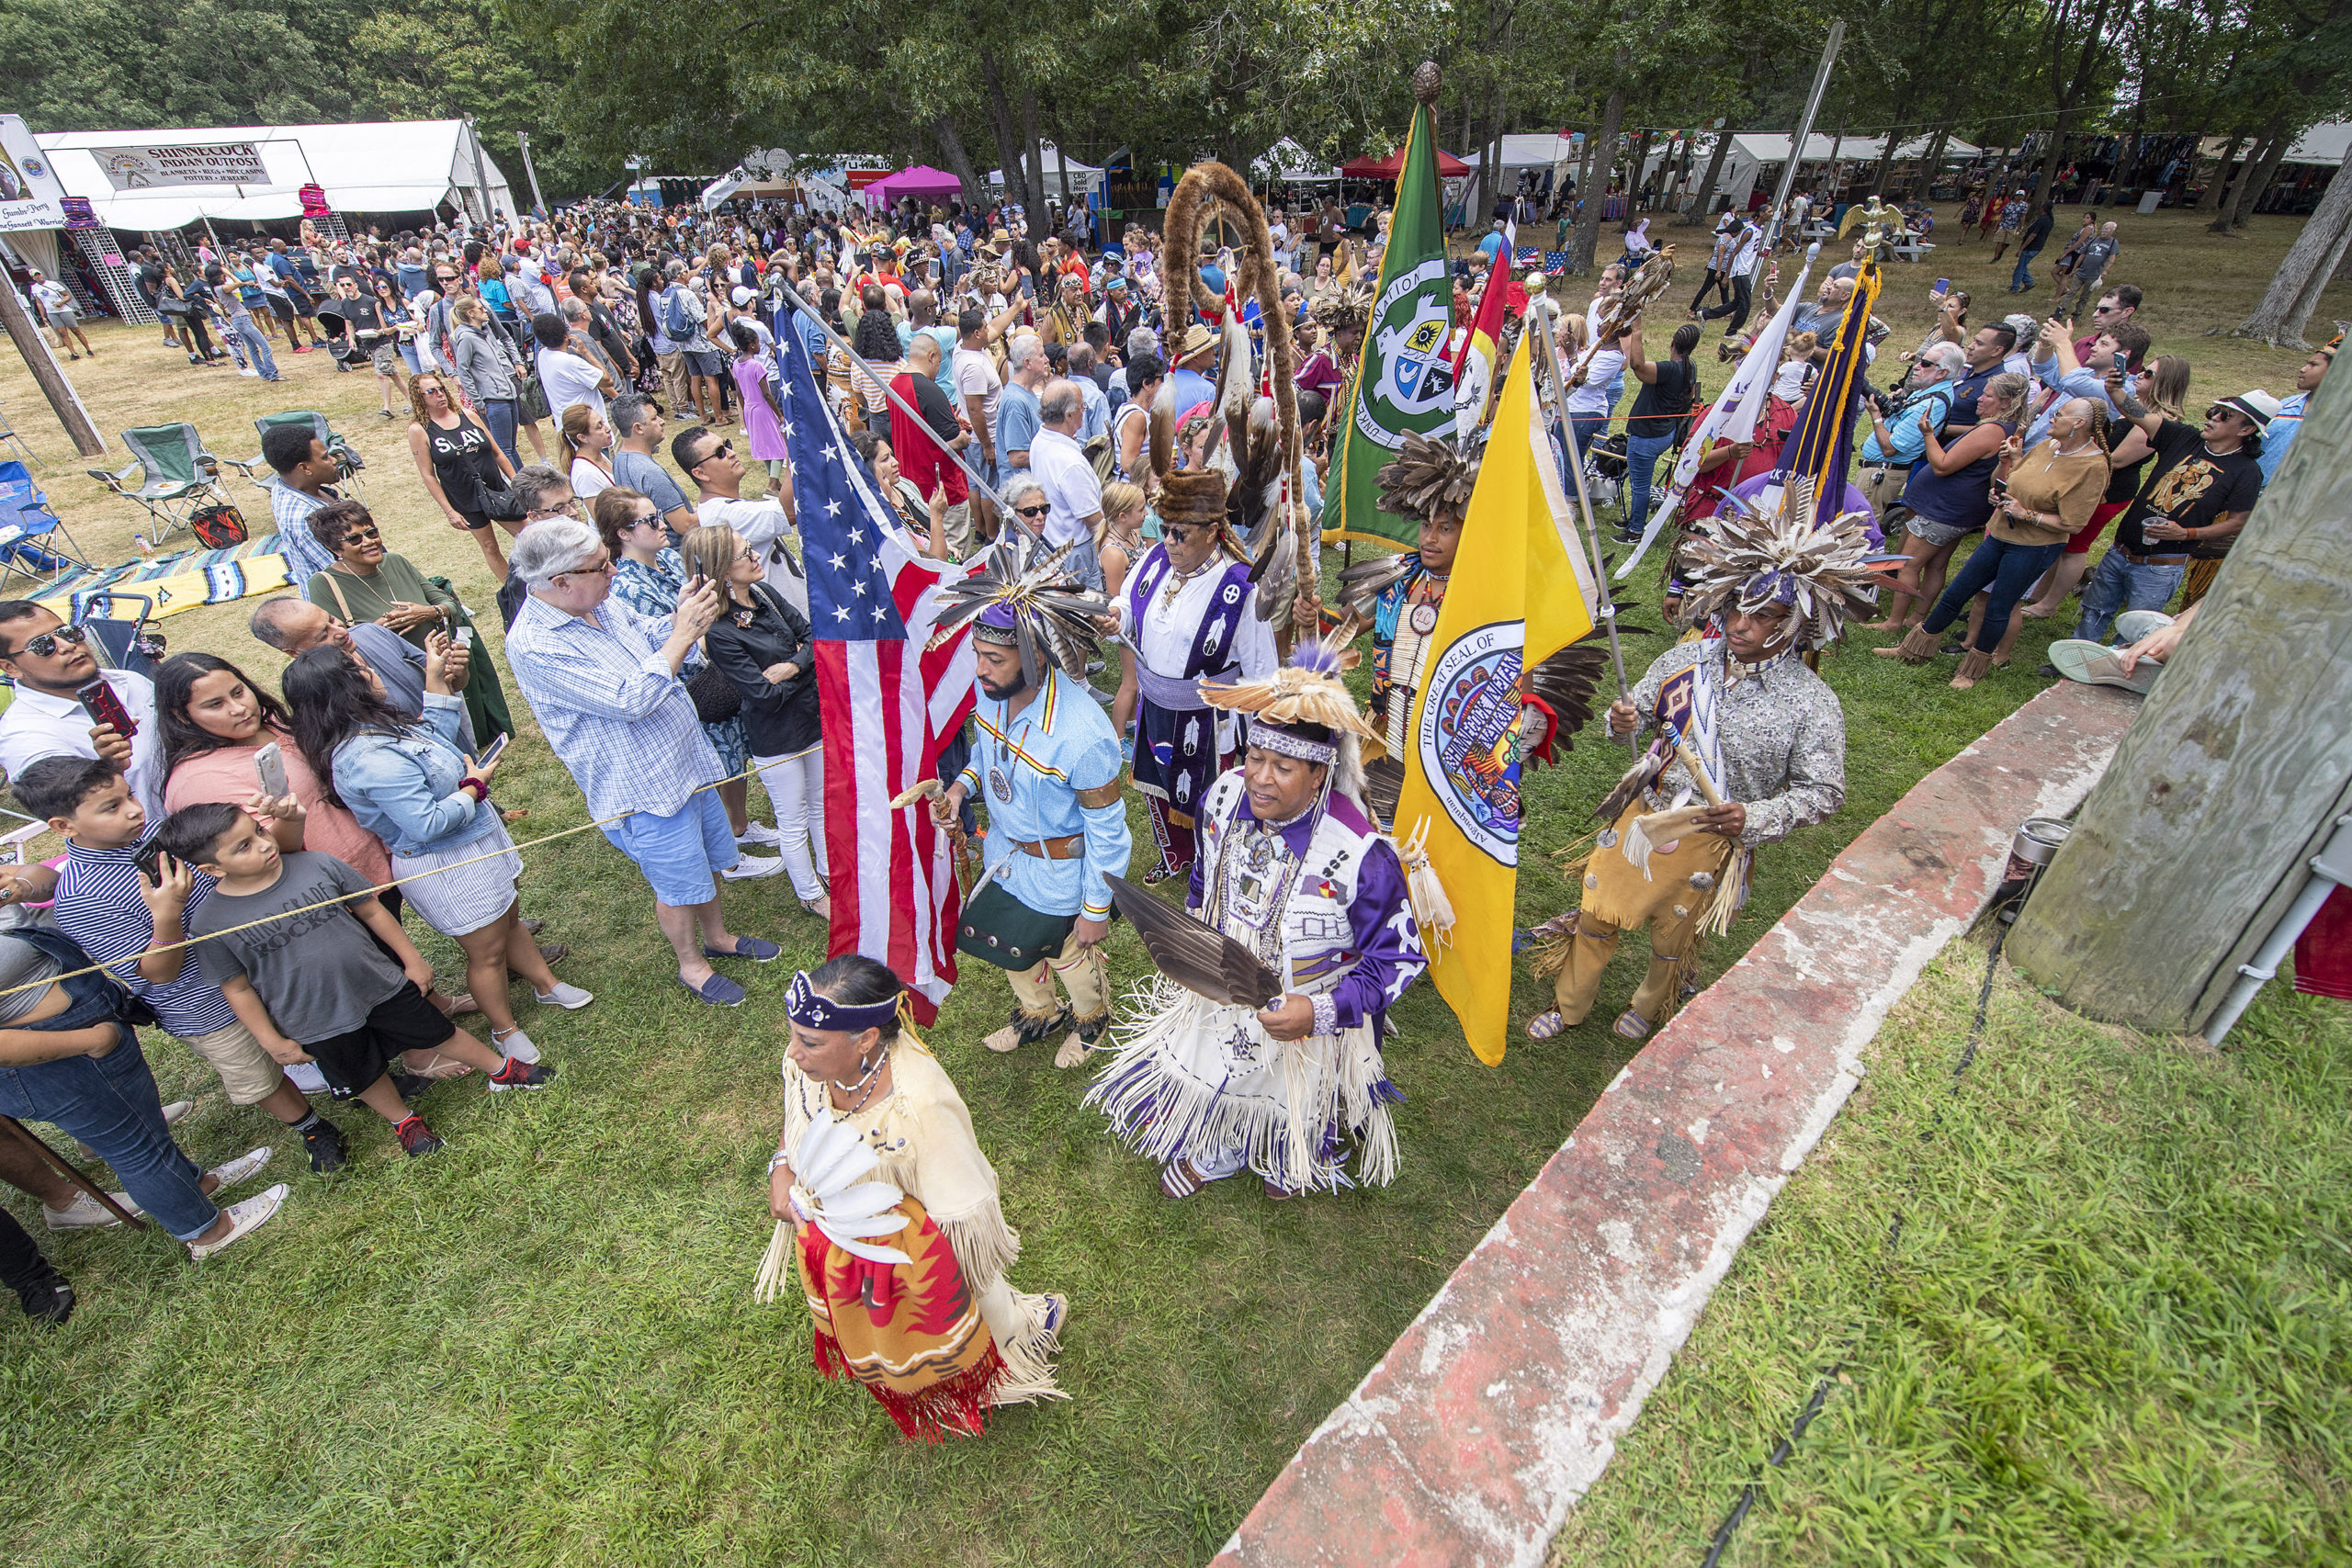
[1571,70,1630,271]
[1870,130,1896,197]
[2034,109,2073,210]
[1021,90,1046,230]
[2198,130,2245,211]
[2231,160,2352,346]
[978,51,1028,215]
[1624,128,1652,219]
[1679,123,1736,225]
[1907,126,1951,201]
[932,116,987,211]
[2009,365,2352,1033]
[2219,124,2289,231]
[0,281,102,456]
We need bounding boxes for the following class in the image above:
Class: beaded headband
[1248,722,1338,766]
[785,971,899,1035]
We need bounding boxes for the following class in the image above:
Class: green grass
[1549,948,2352,1566]
[0,201,2341,1566]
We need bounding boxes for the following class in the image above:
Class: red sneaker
[395,1116,445,1157]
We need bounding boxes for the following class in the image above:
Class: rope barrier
[1697,914,2009,1564]
[0,761,775,1005]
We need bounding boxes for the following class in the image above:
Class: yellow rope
[0,761,774,1004]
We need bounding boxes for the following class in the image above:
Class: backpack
[662,287,697,343]
[189,502,249,550]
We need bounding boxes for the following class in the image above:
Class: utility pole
[1749,21,1844,291]
[0,278,101,457]
[463,116,495,225]
[516,131,548,216]
[2009,356,2352,1033]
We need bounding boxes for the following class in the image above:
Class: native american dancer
[1085,644,1426,1200]
[1524,505,1871,1043]
[927,542,1132,1068]
[1119,502,1278,884]
[757,955,1066,1442]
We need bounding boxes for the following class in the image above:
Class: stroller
[1581,430,1629,514]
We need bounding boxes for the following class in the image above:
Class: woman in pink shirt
[156,653,391,892]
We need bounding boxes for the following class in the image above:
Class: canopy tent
[701,173,799,209]
[1459,131,1582,213]
[865,164,966,207]
[35,121,515,229]
[987,144,1102,199]
[1341,144,1471,180]
[1716,130,1981,210]
[2282,121,2352,167]
[1252,138,1340,183]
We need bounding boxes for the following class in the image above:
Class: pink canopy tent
[865,164,966,207]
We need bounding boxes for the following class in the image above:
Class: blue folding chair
[72,592,165,679]
[0,459,90,593]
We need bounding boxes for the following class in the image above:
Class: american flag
[774,314,978,1021]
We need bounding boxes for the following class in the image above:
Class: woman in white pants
[681,524,830,917]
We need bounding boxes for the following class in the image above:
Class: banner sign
[0,114,69,233]
[92,141,267,189]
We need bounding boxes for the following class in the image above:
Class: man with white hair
[997,332,1048,476]
[1858,342,1962,520]
[503,518,783,1009]
[1030,378,1106,590]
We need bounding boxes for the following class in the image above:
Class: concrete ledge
[1213,680,2141,1568]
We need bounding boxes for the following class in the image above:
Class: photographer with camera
[1858,343,1962,521]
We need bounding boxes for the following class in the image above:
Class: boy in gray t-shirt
[163,803,551,1158]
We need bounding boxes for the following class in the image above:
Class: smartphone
[456,626,476,650]
[76,677,137,741]
[1990,476,2010,500]
[132,840,165,884]
[254,739,290,798]
[1933,277,1949,296]
[475,733,510,772]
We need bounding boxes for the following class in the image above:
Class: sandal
[1526,1010,1567,1041]
[1159,1158,1206,1200]
[1611,1009,1654,1043]
[1262,1177,1298,1201]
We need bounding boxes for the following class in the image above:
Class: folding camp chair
[220,410,368,497]
[0,395,38,469]
[72,592,166,680]
[85,424,226,546]
[0,460,90,593]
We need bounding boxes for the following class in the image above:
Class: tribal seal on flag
[1415,619,1525,865]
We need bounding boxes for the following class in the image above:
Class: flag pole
[773,290,1012,512]
[1527,277,1637,755]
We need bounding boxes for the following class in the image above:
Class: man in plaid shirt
[504,517,782,1008]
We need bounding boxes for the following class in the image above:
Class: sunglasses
[6,624,88,659]
[696,440,734,467]
[1013,502,1051,518]
[340,525,383,547]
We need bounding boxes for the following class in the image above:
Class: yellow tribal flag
[1393,328,1596,1066]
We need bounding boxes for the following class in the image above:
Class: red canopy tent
[1340,145,1471,180]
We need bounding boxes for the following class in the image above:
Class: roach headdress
[1678,496,1880,649]
[925,537,1111,689]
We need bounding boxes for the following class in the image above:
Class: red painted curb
[1213,680,2140,1568]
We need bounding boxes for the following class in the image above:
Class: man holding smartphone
[0,603,164,818]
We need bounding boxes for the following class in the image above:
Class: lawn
[1548,942,2352,1567]
[0,201,2340,1567]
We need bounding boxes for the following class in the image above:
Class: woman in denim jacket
[285,637,591,1063]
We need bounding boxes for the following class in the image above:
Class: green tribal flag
[1322,96,1456,548]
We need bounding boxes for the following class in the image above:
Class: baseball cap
[731,285,755,307]
[2211,389,2280,428]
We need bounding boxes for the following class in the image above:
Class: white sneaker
[737,820,783,846]
[205,1145,274,1193]
[162,1100,195,1127]
[42,1189,142,1230]
[237,366,260,378]
[492,1026,542,1064]
[721,853,786,881]
[188,1184,288,1260]
[535,981,594,1010]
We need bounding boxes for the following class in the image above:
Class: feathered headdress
[1374,429,1477,533]
[1309,280,1374,337]
[925,537,1111,689]
[1677,499,1881,649]
[1199,635,1374,807]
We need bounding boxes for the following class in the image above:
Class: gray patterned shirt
[1625,641,1846,849]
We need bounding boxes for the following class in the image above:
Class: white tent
[2283,121,2352,167]
[1718,131,1982,210]
[987,144,1102,199]
[36,121,515,229]
[1252,138,1339,183]
[1460,132,1582,213]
